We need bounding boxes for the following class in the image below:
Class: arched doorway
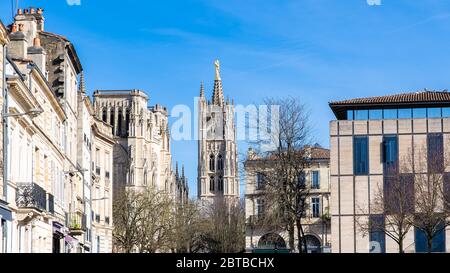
[304,235,322,253]
[257,233,287,250]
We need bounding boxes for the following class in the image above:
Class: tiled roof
[310,147,330,160]
[329,90,450,106]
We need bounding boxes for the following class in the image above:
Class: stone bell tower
[197,60,239,202]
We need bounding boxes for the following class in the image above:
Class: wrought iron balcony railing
[69,212,87,231]
[16,183,47,212]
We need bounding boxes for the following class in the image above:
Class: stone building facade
[244,146,331,253]
[0,7,117,253]
[330,90,450,253]
[0,19,10,253]
[197,60,239,202]
[92,90,187,201]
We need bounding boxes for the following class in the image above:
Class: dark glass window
[384,174,414,214]
[383,135,398,174]
[218,176,224,192]
[257,199,265,217]
[413,108,427,118]
[442,107,450,118]
[347,110,354,120]
[256,173,265,190]
[297,172,306,188]
[428,133,444,173]
[444,173,450,210]
[369,110,383,120]
[383,109,397,119]
[415,225,446,253]
[354,136,369,175]
[369,215,386,253]
[312,197,320,218]
[355,110,369,120]
[428,108,442,118]
[398,108,412,119]
[209,176,215,192]
[312,171,320,189]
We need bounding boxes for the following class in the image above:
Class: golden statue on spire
[214,59,221,80]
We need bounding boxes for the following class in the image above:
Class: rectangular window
[382,135,398,174]
[442,107,450,118]
[298,172,306,188]
[428,133,444,173]
[257,199,265,218]
[398,108,412,119]
[369,215,386,253]
[355,110,369,120]
[415,224,446,253]
[347,110,354,120]
[354,136,369,175]
[256,173,265,190]
[383,109,397,119]
[311,171,320,189]
[413,108,427,118]
[369,109,382,120]
[428,108,442,118]
[312,197,320,218]
[384,174,414,214]
[1,219,6,253]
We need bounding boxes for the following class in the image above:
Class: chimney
[17,9,23,15]
[8,23,29,59]
[28,35,47,74]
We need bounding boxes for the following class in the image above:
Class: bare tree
[248,97,313,253]
[356,164,414,253]
[112,189,146,253]
[113,187,173,253]
[412,144,450,253]
[200,198,246,253]
[169,200,206,253]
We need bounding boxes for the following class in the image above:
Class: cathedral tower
[198,60,239,201]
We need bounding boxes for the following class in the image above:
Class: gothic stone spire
[211,60,224,106]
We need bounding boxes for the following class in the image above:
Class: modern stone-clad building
[197,60,239,202]
[244,146,331,253]
[329,90,450,253]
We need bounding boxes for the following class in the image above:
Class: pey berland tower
[329,90,450,253]
[197,61,239,201]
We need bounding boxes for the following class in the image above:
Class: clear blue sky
[2,0,450,198]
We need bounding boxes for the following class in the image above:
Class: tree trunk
[427,237,433,253]
[288,222,295,252]
[398,238,403,254]
[296,218,303,253]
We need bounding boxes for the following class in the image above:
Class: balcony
[16,183,47,212]
[68,213,87,236]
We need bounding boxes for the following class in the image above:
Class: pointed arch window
[218,155,224,171]
[209,154,215,171]
[218,176,224,192]
[210,176,215,192]
[143,169,148,186]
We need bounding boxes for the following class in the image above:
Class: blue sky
[2,0,450,197]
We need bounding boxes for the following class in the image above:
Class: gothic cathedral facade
[198,60,239,202]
